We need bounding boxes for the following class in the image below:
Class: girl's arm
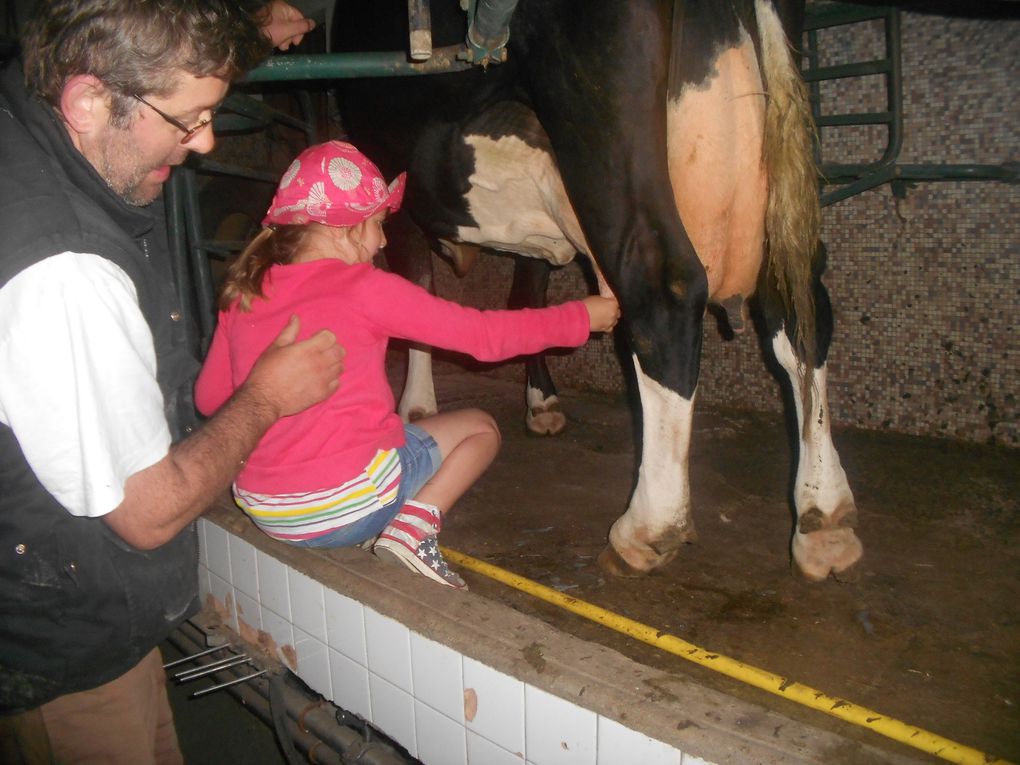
[359,268,613,361]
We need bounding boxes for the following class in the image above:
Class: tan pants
[0,648,183,765]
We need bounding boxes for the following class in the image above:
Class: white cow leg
[772,332,863,581]
[398,346,439,423]
[525,385,566,436]
[598,354,696,576]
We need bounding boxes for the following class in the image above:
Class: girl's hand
[583,295,621,332]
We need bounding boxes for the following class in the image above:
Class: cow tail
[755,0,820,418]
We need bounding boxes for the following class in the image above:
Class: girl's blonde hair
[218,220,374,311]
[219,225,308,312]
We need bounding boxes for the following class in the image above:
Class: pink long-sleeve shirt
[194,258,591,494]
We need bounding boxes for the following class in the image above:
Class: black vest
[0,61,202,713]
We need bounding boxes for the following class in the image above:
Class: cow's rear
[333,0,863,582]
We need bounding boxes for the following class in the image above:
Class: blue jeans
[289,424,442,549]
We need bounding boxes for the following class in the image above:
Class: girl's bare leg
[411,408,501,515]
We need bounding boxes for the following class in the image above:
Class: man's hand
[106,315,342,549]
[243,315,345,419]
[262,0,316,51]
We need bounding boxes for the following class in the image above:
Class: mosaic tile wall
[428,9,1019,447]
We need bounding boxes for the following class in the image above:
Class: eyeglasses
[133,94,215,144]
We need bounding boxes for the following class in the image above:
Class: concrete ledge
[204,499,920,764]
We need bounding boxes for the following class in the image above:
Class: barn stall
[165,2,1019,763]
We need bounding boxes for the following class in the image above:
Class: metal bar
[465,0,519,64]
[804,2,893,31]
[174,655,252,682]
[822,161,1020,182]
[169,621,412,764]
[408,0,433,61]
[162,644,231,669]
[801,58,891,82]
[190,669,268,698]
[821,166,897,206]
[883,9,904,169]
[242,47,475,82]
[816,110,893,127]
[891,163,1020,183]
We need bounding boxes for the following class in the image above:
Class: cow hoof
[525,405,567,437]
[832,558,862,584]
[791,527,864,583]
[596,544,649,577]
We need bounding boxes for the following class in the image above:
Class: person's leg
[408,408,501,515]
[151,648,184,765]
[374,410,499,588]
[38,648,182,765]
[0,706,54,764]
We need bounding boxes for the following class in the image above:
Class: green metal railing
[803,2,1018,206]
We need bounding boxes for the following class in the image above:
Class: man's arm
[104,315,343,549]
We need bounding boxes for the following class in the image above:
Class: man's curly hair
[21,0,273,123]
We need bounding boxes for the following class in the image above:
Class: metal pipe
[465,0,519,64]
[242,47,474,83]
[168,622,412,765]
[191,669,267,698]
[162,644,229,669]
[407,0,433,61]
[174,655,252,682]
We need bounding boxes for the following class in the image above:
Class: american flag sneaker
[374,502,467,589]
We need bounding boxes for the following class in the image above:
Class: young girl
[195,140,619,589]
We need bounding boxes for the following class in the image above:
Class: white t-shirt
[0,252,172,517]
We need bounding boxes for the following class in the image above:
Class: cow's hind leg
[761,246,863,582]
[506,256,567,436]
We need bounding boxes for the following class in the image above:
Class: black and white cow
[333,0,863,581]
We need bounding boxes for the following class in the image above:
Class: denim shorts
[289,423,442,549]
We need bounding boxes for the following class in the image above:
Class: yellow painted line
[442,546,1013,765]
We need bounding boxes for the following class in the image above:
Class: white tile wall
[525,684,598,765]
[259,604,294,666]
[293,625,331,699]
[366,609,413,692]
[415,700,468,765]
[208,571,237,633]
[204,522,231,582]
[463,657,525,755]
[466,731,525,765]
[197,519,694,765]
[256,550,290,619]
[411,633,464,724]
[228,535,258,599]
[596,717,684,765]
[370,674,417,756]
[329,647,371,719]
[324,588,367,664]
[289,569,326,643]
[234,590,260,635]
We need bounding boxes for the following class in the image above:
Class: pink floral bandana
[262,140,406,228]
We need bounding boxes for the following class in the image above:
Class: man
[0,1,344,762]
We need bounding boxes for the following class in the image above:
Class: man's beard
[94,128,169,206]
